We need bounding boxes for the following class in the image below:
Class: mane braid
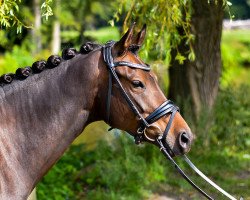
[32,60,46,73]
[62,48,77,60]
[80,42,102,54]
[0,41,101,86]
[16,67,32,79]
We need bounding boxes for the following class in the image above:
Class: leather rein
[102,41,241,200]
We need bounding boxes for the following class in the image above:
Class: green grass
[222,29,250,44]
[60,26,120,46]
[84,26,120,44]
[221,30,250,87]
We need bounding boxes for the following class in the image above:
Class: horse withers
[0,24,193,199]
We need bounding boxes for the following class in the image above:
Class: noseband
[103,41,179,148]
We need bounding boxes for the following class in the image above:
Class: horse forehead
[117,52,158,84]
[117,51,143,64]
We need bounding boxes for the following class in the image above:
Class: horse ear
[134,24,147,46]
[114,22,135,55]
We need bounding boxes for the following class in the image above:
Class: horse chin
[164,138,177,157]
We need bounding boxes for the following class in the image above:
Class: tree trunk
[32,0,42,54]
[52,20,61,54]
[78,0,91,44]
[168,0,224,117]
[51,0,61,54]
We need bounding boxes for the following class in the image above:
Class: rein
[102,41,242,200]
[157,138,242,200]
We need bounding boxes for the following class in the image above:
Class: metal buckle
[143,124,162,142]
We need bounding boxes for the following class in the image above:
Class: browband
[113,61,150,71]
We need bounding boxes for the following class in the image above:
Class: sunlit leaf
[108,20,115,27]
[227,1,232,6]
[175,53,186,64]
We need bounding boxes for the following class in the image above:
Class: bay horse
[0,24,193,199]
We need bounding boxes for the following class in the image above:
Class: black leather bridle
[103,41,179,146]
[102,41,241,200]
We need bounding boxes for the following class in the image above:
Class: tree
[117,0,226,118]
[169,0,224,117]
[32,0,42,54]
[51,0,61,54]
[0,0,53,33]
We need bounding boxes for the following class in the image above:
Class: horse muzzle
[142,124,193,156]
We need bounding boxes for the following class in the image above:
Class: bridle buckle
[136,124,163,143]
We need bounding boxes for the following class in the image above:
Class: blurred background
[0,0,249,199]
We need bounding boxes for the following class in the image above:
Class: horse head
[98,24,193,156]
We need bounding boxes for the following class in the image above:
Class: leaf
[17,24,22,34]
[175,53,186,64]
[9,9,14,16]
[188,51,195,61]
[41,2,46,9]
[108,20,115,27]
[15,4,19,11]
[227,1,232,6]
[41,0,53,20]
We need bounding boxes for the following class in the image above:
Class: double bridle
[102,41,242,200]
[103,41,178,147]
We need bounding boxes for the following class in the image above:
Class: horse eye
[132,80,145,88]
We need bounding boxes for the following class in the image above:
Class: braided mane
[0,42,101,86]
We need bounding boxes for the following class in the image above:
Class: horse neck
[0,51,103,198]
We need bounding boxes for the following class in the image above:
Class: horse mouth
[128,128,192,157]
[162,138,176,157]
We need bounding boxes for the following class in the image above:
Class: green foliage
[221,30,250,87]
[37,136,164,200]
[41,0,53,20]
[0,39,51,75]
[0,0,24,33]
[0,30,9,47]
[84,26,120,44]
[0,0,53,33]
[204,85,250,150]
[37,84,250,199]
[111,0,193,63]
[192,29,250,151]
[0,45,33,74]
[224,0,250,19]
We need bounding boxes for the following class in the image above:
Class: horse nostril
[179,132,190,151]
[181,132,189,143]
